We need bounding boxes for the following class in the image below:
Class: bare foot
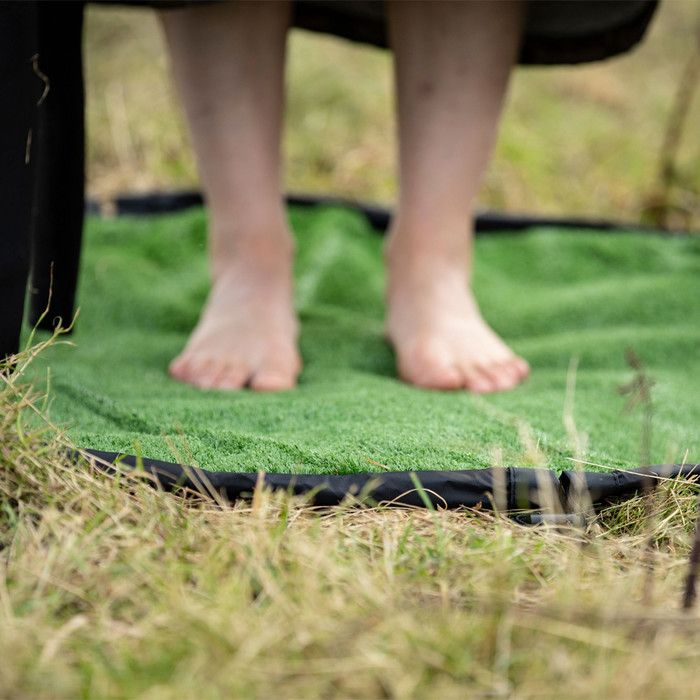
[385,234,529,393]
[169,244,301,391]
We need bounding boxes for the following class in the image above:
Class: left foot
[169,235,301,391]
[385,230,529,393]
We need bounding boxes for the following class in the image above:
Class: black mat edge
[84,190,697,236]
[79,449,699,514]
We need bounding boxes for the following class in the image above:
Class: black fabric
[28,0,86,332]
[81,450,700,514]
[559,464,700,507]
[115,190,690,236]
[292,1,660,65]
[146,0,659,66]
[0,1,85,359]
[0,271,31,364]
[518,0,659,65]
[0,1,40,360]
[116,191,206,216]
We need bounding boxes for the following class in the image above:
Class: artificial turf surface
[33,206,700,474]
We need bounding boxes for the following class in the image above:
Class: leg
[159,1,300,391]
[386,0,529,392]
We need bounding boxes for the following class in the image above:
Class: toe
[472,357,529,394]
[493,356,530,390]
[514,356,530,381]
[168,355,187,381]
[404,364,463,391]
[248,350,300,392]
[169,356,224,390]
[191,362,227,390]
[169,356,205,387]
[398,340,463,390]
[461,368,498,394]
[249,370,297,392]
[489,364,521,392]
[217,363,250,391]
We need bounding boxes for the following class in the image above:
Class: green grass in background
[35,208,700,474]
[83,2,700,227]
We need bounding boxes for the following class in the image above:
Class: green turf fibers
[32,206,700,474]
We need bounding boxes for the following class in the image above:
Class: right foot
[169,241,301,391]
[385,227,529,393]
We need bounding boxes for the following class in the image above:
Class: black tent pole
[0,1,39,361]
[28,0,86,333]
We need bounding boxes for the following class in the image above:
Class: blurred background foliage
[84,1,700,228]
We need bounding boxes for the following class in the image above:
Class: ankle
[211,232,294,281]
[385,222,472,276]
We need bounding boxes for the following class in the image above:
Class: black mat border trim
[86,190,697,236]
[81,450,699,513]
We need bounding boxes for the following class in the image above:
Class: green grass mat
[33,206,700,474]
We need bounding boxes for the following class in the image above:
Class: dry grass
[2,338,700,698]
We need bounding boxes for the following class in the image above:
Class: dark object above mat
[110,190,686,236]
[122,0,659,67]
[82,449,699,517]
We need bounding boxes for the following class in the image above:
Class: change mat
[33,206,700,478]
